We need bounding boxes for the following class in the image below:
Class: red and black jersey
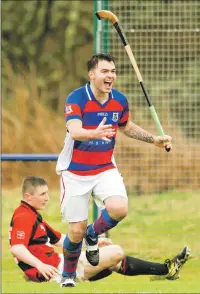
[9,201,61,282]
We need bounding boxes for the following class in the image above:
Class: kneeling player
[9,176,190,286]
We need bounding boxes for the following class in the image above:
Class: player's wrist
[86,130,96,141]
[152,135,157,144]
[35,260,44,269]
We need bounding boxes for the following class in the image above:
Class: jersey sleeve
[44,221,61,244]
[118,97,129,127]
[10,213,34,247]
[64,92,82,124]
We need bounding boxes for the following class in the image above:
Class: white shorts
[60,168,127,222]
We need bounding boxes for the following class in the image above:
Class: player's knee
[69,229,85,242]
[68,223,87,242]
[112,245,125,264]
[107,199,128,220]
[118,204,128,219]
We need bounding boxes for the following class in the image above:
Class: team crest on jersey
[112,112,119,122]
[16,231,25,239]
[65,105,73,114]
[40,224,46,231]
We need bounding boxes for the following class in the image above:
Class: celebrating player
[9,176,190,284]
[56,53,172,287]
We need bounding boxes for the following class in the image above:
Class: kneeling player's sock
[87,208,119,237]
[62,235,82,278]
[118,256,168,276]
[89,269,112,281]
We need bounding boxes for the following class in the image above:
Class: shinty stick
[96,10,170,152]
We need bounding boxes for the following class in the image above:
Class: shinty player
[9,176,190,284]
[56,53,172,287]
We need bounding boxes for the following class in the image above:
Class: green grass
[2,189,200,293]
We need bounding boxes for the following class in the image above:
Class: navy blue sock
[87,208,119,237]
[62,235,82,278]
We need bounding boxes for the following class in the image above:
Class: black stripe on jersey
[45,250,54,257]
[36,273,46,282]
[29,235,48,245]
[19,262,46,282]
[46,225,60,244]
[18,261,34,271]
[28,214,43,245]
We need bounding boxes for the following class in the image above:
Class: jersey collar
[21,200,42,220]
[85,82,114,102]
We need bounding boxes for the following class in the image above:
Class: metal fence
[94,0,200,193]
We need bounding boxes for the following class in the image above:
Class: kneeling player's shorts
[60,168,128,222]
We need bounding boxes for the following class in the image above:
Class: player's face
[29,185,49,210]
[89,60,116,93]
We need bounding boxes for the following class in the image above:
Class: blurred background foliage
[2,0,94,188]
[2,0,93,112]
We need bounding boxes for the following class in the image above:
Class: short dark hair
[87,53,115,72]
[22,176,47,195]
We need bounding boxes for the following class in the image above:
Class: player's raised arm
[120,120,172,150]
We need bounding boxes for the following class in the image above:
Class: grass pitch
[2,189,200,293]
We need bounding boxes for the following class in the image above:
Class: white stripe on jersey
[85,84,92,100]
[86,83,113,100]
[111,90,114,98]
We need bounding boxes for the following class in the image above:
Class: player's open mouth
[104,81,112,87]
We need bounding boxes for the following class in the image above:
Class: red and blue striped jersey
[56,82,129,176]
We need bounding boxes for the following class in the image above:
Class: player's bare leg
[85,196,128,266]
[83,245,124,281]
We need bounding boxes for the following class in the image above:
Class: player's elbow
[54,234,65,247]
[10,244,25,255]
[68,128,80,140]
[70,132,79,141]
[67,120,83,141]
